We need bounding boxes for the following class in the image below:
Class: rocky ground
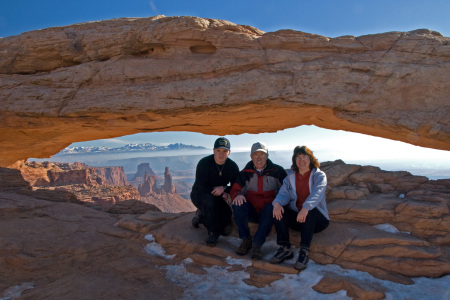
[1,160,449,299]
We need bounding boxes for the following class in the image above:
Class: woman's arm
[272,174,293,207]
[302,170,327,211]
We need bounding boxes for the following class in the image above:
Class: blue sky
[1,0,449,38]
[2,0,450,174]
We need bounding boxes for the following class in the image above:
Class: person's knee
[232,203,246,214]
[261,203,273,214]
[272,217,284,226]
[191,192,210,203]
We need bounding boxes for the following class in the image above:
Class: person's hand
[232,194,246,206]
[211,186,225,196]
[273,203,284,220]
[297,208,309,223]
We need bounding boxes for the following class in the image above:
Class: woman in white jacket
[270,146,330,270]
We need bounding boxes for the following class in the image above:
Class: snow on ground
[0,282,34,300]
[144,234,176,259]
[2,231,448,300]
[143,234,450,300]
[373,223,411,235]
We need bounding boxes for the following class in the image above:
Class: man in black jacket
[191,137,239,247]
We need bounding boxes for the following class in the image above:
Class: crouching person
[270,146,329,270]
[190,137,239,247]
[230,142,287,260]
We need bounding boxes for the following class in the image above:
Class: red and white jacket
[230,159,287,212]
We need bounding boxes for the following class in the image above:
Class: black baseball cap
[214,137,230,150]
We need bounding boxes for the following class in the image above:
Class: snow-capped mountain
[58,143,206,155]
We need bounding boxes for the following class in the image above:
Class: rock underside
[1,16,450,167]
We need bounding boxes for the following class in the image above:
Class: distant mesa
[58,143,207,155]
[11,160,195,213]
[131,162,156,182]
[134,164,195,213]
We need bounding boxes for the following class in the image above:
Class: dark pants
[274,207,329,249]
[191,192,232,235]
[232,202,273,247]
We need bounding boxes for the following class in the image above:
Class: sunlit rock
[1,16,449,166]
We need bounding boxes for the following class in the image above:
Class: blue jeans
[273,207,329,249]
[232,202,273,247]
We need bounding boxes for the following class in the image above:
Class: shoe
[269,246,293,264]
[294,247,309,270]
[206,232,219,247]
[236,238,252,256]
[250,245,263,260]
[192,209,202,228]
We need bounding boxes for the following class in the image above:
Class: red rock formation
[137,172,159,196]
[137,168,194,213]
[0,167,30,188]
[65,184,141,206]
[9,161,141,208]
[48,169,100,186]
[15,161,129,188]
[137,167,177,196]
[132,163,156,182]
[94,167,128,186]
[0,17,449,167]
[140,193,196,214]
[161,167,176,194]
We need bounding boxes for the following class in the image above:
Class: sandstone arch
[0,16,449,167]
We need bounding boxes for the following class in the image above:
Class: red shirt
[295,170,311,211]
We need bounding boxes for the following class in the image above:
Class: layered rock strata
[138,170,195,213]
[1,16,449,166]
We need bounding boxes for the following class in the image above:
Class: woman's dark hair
[291,146,320,172]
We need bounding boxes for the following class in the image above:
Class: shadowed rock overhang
[0,15,449,167]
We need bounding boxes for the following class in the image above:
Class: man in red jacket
[230,142,287,259]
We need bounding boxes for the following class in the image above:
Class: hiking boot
[236,238,252,256]
[192,209,202,228]
[269,246,293,264]
[250,245,263,260]
[206,232,220,247]
[294,247,309,271]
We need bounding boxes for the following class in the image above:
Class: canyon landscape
[0,15,449,299]
[14,160,194,214]
[1,158,449,299]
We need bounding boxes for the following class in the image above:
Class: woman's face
[295,154,310,172]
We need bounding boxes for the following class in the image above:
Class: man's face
[213,148,230,165]
[251,151,268,170]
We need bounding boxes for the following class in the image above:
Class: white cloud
[149,0,159,14]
